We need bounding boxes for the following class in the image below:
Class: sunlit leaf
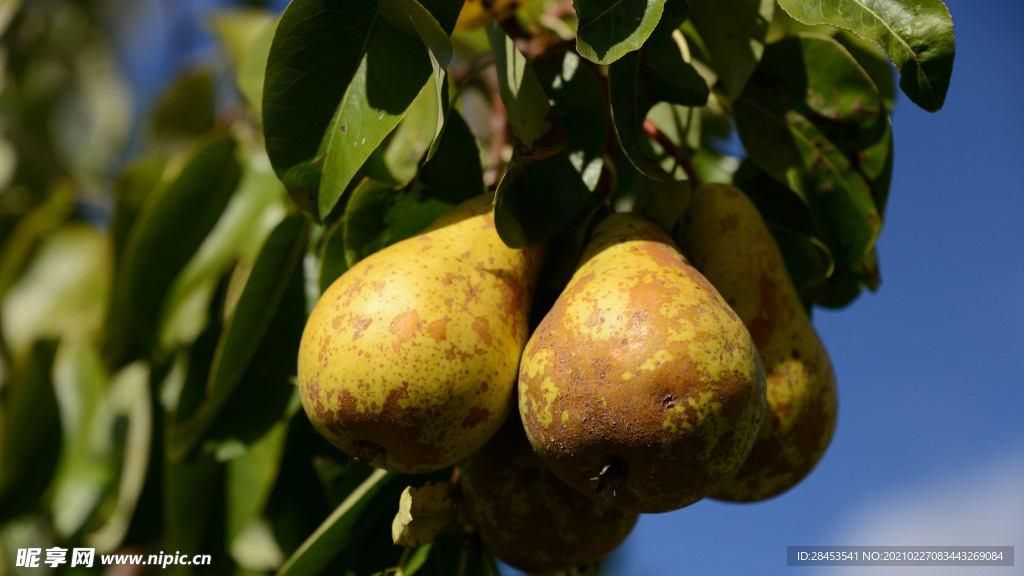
[262,0,434,219]
[777,0,954,112]
[574,0,667,65]
[168,215,308,460]
[210,9,279,112]
[392,483,455,547]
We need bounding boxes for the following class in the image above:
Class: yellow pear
[460,417,638,574]
[518,213,766,513]
[455,0,520,30]
[679,183,838,502]
[297,194,544,474]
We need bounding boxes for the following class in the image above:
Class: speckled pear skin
[297,194,544,474]
[680,183,838,502]
[460,417,638,574]
[518,213,766,514]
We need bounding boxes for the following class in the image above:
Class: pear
[679,183,838,502]
[297,194,544,474]
[518,213,766,513]
[460,416,638,574]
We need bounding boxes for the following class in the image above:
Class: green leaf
[574,0,667,65]
[0,340,61,524]
[414,109,484,201]
[149,69,215,143]
[342,108,484,266]
[0,0,21,37]
[343,179,453,268]
[686,0,773,101]
[50,340,118,538]
[735,34,892,307]
[262,0,433,219]
[276,468,391,576]
[486,24,564,159]
[159,150,287,351]
[102,135,240,368]
[319,220,349,294]
[84,361,153,552]
[1,224,108,361]
[637,177,691,234]
[835,30,897,111]
[210,9,278,112]
[164,452,221,575]
[168,215,309,460]
[109,157,168,272]
[226,420,290,544]
[776,0,955,112]
[0,186,74,301]
[493,50,608,248]
[608,0,708,179]
[382,82,442,186]
[379,0,458,162]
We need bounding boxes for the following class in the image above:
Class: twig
[642,118,702,187]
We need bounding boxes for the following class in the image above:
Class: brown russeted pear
[297,194,544,474]
[518,213,766,513]
[680,183,838,502]
[460,416,638,574]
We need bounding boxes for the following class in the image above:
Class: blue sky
[107,0,1024,573]
[622,1,1024,573]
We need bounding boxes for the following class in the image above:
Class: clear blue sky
[108,1,1024,574]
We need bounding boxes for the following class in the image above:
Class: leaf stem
[642,118,702,187]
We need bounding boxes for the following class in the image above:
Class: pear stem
[590,455,628,497]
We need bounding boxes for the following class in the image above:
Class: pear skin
[460,417,638,574]
[297,194,544,474]
[518,213,766,513]
[680,183,838,502]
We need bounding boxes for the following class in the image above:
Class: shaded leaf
[735,34,892,307]
[262,0,433,219]
[164,452,221,576]
[493,50,608,248]
[226,420,291,544]
[379,0,458,162]
[319,220,349,294]
[276,468,391,576]
[149,69,215,143]
[609,1,708,180]
[486,24,564,159]
[343,179,454,268]
[574,0,667,65]
[167,215,309,460]
[392,483,455,547]
[0,340,61,524]
[415,109,484,201]
[686,0,773,101]
[109,157,168,272]
[637,176,690,234]
[102,135,240,368]
[777,0,954,112]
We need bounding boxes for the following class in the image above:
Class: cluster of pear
[296,185,837,572]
